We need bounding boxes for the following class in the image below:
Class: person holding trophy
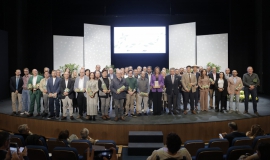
[39,71,50,117]
[150,67,164,115]
[27,69,43,117]
[98,69,111,120]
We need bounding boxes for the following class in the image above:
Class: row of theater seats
[10,134,117,160]
[183,135,270,160]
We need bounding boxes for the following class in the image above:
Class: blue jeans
[22,89,30,112]
[244,87,257,112]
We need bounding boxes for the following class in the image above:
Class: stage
[0,95,270,144]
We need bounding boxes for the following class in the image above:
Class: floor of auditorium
[0,94,269,125]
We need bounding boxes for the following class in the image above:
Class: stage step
[128,143,164,156]
[128,131,163,143]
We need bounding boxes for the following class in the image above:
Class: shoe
[144,113,148,116]
[173,111,178,115]
[17,111,21,115]
[93,116,96,121]
[24,111,29,115]
[105,115,110,119]
[85,115,89,120]
[120,116,125,121]
[130,114,135,117]
[195,107,198,111]
[150,109,153,112]
[89,116,92,120]
[191,110,197,114]
[114,117,119,121]
[20,112,25,115]
[215,109,219,112]
[228,110,233,113]
[77,115,81,119]
[209,107,214,110]
[11,112,17,116]
[235,110,240,114]
[220,110,224,113]
[55,116,59,119]
[47,115,54,119]
[168,112,172,115]
[124,113,128,117]
[102,115,107,120]
[41,113,48,117]
[35,113,41,117]
[27,113,33,117]
[112,107,115,110]
[243,111,249,114]
[61,117,67,120]
[70,116,75,120]
[254,112,260,116]
[183,110,187,115]
[138,113,142,116]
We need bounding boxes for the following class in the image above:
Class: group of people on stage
[9,64,260,121]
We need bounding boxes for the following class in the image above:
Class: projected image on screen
[114,27,166,53]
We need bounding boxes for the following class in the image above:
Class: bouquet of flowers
[102,84,108,91]
[186,83,191,91]
[34,83,40,90]
[209,78,214,84]
[87,88,94,97]
[202,85,209,89]
[117,85,126,93]
[128,86,135,92]
[42,84,47,90]
[235,84,242,91]
[140,92,148,97]
[28,84,33,90]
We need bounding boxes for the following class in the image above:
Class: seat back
[232,137,253,147]
[225,145,253,160]
[195,147,223,160]
[38,137,48,148]
[52,147,79,160]
[184,140,205,157]
[47,138,68,153]
[27,145,50,160]
[94,140,116,149]
[11,135,25,147]
[252,135,270,151]
[70,140,92,156]
[208,139,229,154]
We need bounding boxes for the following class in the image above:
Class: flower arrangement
[117,86,126,93]
[75,88,84,92]
[202,85,209,89]
[209,78,214,84]
[64,88,70,93]
[28,84,33,90]
[206,62,221,72]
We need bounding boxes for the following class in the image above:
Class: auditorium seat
[47,138,69,153]
[10,135,25,147]
[27,145,50,160]
[232,137,252,147]
[95,140,119,153]
[224,145,253,160]
[38,137,48,148]
[70,140,92,156]
[252,135,270,151]
[207,138,229,154]
[52,147,82,160]
[184,140,205,157]
[193,147,223,160]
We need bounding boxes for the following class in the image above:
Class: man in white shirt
[74,69,89,118]
[208,67,219,110]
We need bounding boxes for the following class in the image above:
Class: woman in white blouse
[214,72,228,113]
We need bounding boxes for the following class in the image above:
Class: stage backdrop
[53,35,84,70]
[84,24,111,71]
[169,22,196,69]
[197,33,228,71]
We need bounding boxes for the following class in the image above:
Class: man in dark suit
[60,71,74,120]
[146,66,153,112]
[10,69,23,115]
[165,68,181,115]
[192,65,200,111]
[220,122,246,146]
[47,70,61,119]
[208,67,219,110]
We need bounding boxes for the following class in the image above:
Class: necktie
[16,77,18,90]
[189,74,191,83]
[172,75,174,84]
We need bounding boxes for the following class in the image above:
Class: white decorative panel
[53,35,83,70]
[197,33,228,71]
[84,24,111,71]
[169,22,196,69]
